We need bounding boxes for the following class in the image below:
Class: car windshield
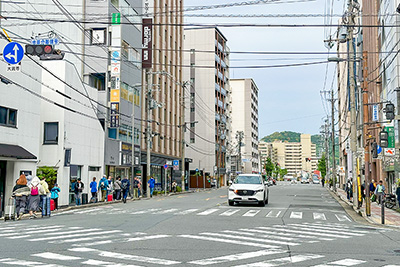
[234,175,262,184]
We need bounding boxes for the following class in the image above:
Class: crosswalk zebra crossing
[0,222,392,267]
[54,207,352,222]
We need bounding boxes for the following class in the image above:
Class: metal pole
[381,195,385,224]
[146,69,152,198]
[164,167,167,196]
[203,168,205,189]
[331,88,337,192]
[181,86,186,192]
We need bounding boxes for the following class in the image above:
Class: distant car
[291,178,297,184]
[301,177,309,184]
[228,174,269,207]
[312,178,320,184]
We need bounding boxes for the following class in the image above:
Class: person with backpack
[90,177,98,203]
[98,175,109,202]
[148,176,155,198]
[114,177,122,200]
[121,177,130,203]
[28,176,43,219]
[74,178,84,205]
[12,174,30,220]
[50,184,61,210]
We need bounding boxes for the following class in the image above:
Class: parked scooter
[384,194,397,209]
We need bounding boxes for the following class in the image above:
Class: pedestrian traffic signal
[25,44,53,56]
[385,103,395,121]
[379,130,388,148]
[371,142,378,158]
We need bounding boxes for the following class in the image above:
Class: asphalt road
[1,182,400,266]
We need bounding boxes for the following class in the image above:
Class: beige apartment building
[260,134,317,177]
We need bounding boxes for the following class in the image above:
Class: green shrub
[176,186,182,192]
[37,166,57,189]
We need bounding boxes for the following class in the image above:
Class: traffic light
[385,103,395,121]
[25,44,53,56]
[39,49,65,61]
[379,130,388,148]
[371,142,378,158]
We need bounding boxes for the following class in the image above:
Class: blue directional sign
[3,42,24,65]
[173,160,179,166]
[377,145,382,155]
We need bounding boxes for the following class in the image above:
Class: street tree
[318,154,327,179]
[264,158,274,176]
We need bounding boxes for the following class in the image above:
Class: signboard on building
[385,126,395,148]
[142,0,154,18]
[384,148,396,156]
[110,102,119,128]
[372,104,379,121]
[142,18,152,69]
[173,160,179,170]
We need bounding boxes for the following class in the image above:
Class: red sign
[142,18,152,69]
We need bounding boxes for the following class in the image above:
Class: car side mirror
[264,181,268,185]
[228,180,233,185]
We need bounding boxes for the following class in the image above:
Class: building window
[89,73,105,91]
[190,138,195,143]
[91,28,106,45]
[190,122,196,128]
[0,106,17,127]
[44,122,58,144]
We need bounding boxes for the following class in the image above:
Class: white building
[230,79,260,174]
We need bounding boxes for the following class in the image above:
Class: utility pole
[331,89,337,192]
[180,82,188,192]
[362,51,371,216]
[146,70,152,198]
[347,0,358,208]
[324,119,330,181]
[236,131,244,174]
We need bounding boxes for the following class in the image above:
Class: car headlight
[255,188,264,193]
[229,188,235,192]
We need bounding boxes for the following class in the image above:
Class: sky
[184,0,345,138]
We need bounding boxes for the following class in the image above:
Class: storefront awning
[0,144,37,160]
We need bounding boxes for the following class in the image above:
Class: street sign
[166,160,172,166]
[3,42,24,64]
[173,160,179,170]
[6,63,21,72]
[164,164,168,169]
[384,148,396,156]
[31,38,59,45]
[372,104,379,121]
[377,145,382,154]
[385,126,395,148]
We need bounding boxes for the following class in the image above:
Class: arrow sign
[3,42,24,64]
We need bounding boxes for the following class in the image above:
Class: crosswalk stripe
[7,235,31,239]
[152,208,179,214]
[243,210,260,217]
[313,213,326,220]
[179,235,280,249]
[335,214,352,222]
[382,265,400,267]
[81,259,143,266]
[131,208,160,215]
[253,228,333,241]
[197,209,219,216]
[38,228,103,237]
[223,230,300,241]
[0,258,64,267]
[75,208,102,214]
[266,210,282,218]
[263,226,349,239]
[304,223,366,233]
[68,247,181,265]
[188,249,287,265]
[200,232,300,246]
[288,224,365,236]
[311,258,366,267]
[175,209,199,215]
[74,235,170,247]
[33,252,81,260]
[233,254,324,267]
[0,225,64,234]
[31,230,121,242]
[290,212,303,219]
[49,234,125,244]
[220,209,240,216]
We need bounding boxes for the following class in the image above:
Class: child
[51,184,61,210]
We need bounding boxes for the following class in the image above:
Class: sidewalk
[333,187,400,228]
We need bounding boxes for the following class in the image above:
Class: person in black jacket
[74,178,84,206]
[12,174,30,220]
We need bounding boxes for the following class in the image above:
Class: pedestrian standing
[114,177,122,200]
[369,179,376,197]
[28,176,42,219]
[148,177,155,198]
[345,179,352,201]
[39,177,50,211]
[374,180,386,205]
[121,177,130,203]
[396,182,400,208]
[137,177,142,198]
[107,176,114,200]
[90,177,97,200]
[172,180,177,193]
[98,175,108,202]
[133,177,139,199]
[321,177,325,187]
[12,174,30,220]
[74,178,84,206]
[50,184,61,210]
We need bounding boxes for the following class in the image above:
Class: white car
[228,174,269,206]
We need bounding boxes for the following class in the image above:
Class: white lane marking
[75,208,102,214]
[303,223,367,233]
[311,258,366,267]
[248,228,333,241]
[37,228,103,237]
[266,210,282,218]
[30,230,121,241]
[382,265,400,267]
[197,209,219,216]
[0,225,64,234]
[313,213,326,220]
[243,210,260,217]
[152,208,179,214]
[179,235,279,249]
[49,234,125,244]
[261,226,348,239]
[234,254,324,267]
[130,208,160,215]
[68,247,180,265]
[200,232,299,246]
[175,209,199,215]
[288,224,365,236]
[220,209,240,216]
[290,212,302,219]
[7,235,31,239]
[0,258,64,266]
[335,214,352,222]
[188,249,287,265]
[33,252,81,260]
[74,234,170,247]
[223,230,300,242]
[81,259,143,266]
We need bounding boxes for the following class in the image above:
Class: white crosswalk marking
[311,258,366,267]
[254,227,334,241]
[74,234,170,247]
[223,230,299,241]
[266,210,282,217]
[49,234,127,244]
[290,211,303,219]
[335,214,352,222]
[243,210,260,217]
[33,252,81,260]
[0,258,64,267]
[220,209,240,216]
[287,224,364,236]
[188,249,287,265]
[197,209,219,216]
[131,208,160,214]
[303,223,368,233]
[263,226,350,239]
[81,259,143,266]
[382,265,400,267]
[200,232,300,246]
[233,254,324,267]
[152,208,179,214]
[30,230,121,242]
[179,235,280,249]
[68,247,181,265]
[313,213,326,220]
[175,209,199,215]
